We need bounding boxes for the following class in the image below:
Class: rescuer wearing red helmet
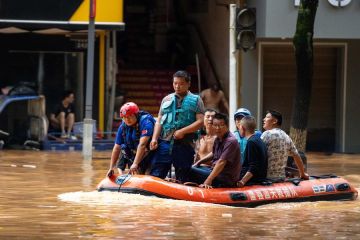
[106,102,156,176]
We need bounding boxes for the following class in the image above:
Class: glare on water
[0,150,359,239]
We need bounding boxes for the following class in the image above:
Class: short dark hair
[213,113,229,126]
[266,110,282,126]
[62,90,74,100]
[173,70,191,82]
[204,108,217,114]
[240,116,256,133]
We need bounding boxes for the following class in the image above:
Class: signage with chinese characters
[246,186,298,201]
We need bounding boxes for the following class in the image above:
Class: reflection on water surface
[0,151,359,239]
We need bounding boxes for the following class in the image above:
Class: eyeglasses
[213,124,226,129]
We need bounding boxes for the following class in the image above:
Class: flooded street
[0,150,359,239]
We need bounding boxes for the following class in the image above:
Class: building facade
[187,0,360,153]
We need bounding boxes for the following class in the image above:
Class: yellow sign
[70,0,123,23]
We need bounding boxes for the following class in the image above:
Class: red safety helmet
[120,102,139,118]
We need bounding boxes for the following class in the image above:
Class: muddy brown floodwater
[0,150,359,239]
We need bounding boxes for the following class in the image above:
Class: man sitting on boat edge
[261,110,309,180]
[193,108,217,167]
[188,113,241,188]
[107,102,156,177]
[237,116,268,187]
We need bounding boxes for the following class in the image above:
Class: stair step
[118,83,173,91]
[118,69,173,75]
[124,98,160,105]
[125,91,167,98]
[118,76,171,84]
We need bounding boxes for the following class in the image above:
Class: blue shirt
[115,112,155,153]
[234,130,262,164]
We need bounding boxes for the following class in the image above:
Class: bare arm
[193,152,213,167]
[150,113,163,150]
[201,159,226,189]
[107,144,121,177]
[292,153,309,180]
[49,113,56,123]
[220,91,229,113]
[237,172,254,187]
[129,136,150,174]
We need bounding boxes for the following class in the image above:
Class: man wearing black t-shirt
[50,90,75,138]
[237,116,268,187]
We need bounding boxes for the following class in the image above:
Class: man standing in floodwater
[150,70,205,183]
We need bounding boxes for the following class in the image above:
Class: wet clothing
[150,92,204,182]
[234,130,262,165]
[240,135,268,184]
[115,111,156,172]
[261,128,298,178]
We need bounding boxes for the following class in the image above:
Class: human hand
[129,163,139,175]
[237,180,245,188]
[200,179,213,189]
[107,169,114,177]
[300,172,310,180]
[199,183,213,189]
[150,140,158,150]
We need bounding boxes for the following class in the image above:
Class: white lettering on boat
[255,190,264,200]
[248,191,257,201]
[198,189,205,198]
[247,187,298,201]
[263,190,271,199]
[186,187,205,198]
[187,187,194,196]
[270,189,278,199]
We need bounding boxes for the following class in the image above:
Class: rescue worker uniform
[115,111,156,173]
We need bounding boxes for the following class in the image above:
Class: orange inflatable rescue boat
[97,174,358,207]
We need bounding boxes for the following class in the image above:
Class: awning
[0,19,125,32]
[0,0,125,32]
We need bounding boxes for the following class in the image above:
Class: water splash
[58,191,231,208]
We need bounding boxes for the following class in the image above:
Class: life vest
[160,92,199,137]
[120,111,155,159]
